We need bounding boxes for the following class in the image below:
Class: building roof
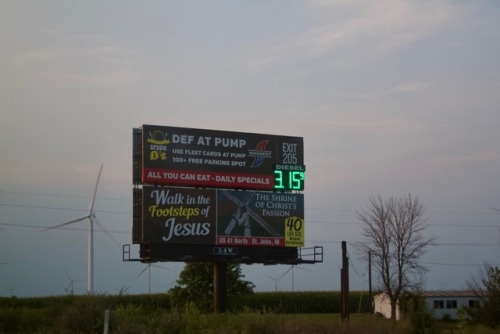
[374,290,487,299]
[421,290,485,298]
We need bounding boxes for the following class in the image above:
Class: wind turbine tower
[42,164,103,295]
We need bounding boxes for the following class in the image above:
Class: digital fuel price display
[273,165,305,191]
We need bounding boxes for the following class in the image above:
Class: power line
[308,220,499,228]
[347,251,365,278]
[306,239,499,247]
[3,190,500,216]
[434,242,499,246]
[0,221,129,234]
[422,261,499,268]
[308,207,500,216]
[0,203,130,215]
[428,224,500,228]
[0,190,127,202]
[1,202,498,228]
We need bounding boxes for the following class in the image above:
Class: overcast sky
[1,1,499,297]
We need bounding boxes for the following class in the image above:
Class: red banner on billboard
[143,168,273,189]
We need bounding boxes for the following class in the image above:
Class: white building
[373,290,483,321]
[373,293,401,320]
[422,290,482,320]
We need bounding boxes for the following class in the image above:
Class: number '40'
[286,217,303,231]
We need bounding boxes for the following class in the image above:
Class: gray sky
[1,1,499,297]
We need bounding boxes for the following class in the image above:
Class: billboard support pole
[213,261,228,313]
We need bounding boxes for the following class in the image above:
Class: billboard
[140,124,304,190]
[141,186,304,247]
[139,243,302,264]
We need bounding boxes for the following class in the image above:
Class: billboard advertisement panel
[140,124,304,190]
[141,186,304,247]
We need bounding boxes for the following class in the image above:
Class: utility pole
[368,251,373,315]
[341,241,349,322]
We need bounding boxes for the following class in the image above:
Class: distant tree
[467,264,500,328]
[403,292,437,334]
[356,194,436,321]
[169,262,254,312]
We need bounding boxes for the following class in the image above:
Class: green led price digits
[274,170,305,190]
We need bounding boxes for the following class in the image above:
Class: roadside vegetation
[1,292,498,333]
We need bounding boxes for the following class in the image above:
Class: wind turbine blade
[88,163,103,214]
[277,267,293,281]
[132,266,149,283]
[119,286,130,295]
[263,274,277,280]
[94,218,121,249]
[490,207,500,212]
[41,215,89,232]
[65,270,72,281]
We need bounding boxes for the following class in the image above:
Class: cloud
[430,150,500,167]
[390,82,428,93]
[321,113,419,137]
[9,44,139,88]
[245,0,463,71]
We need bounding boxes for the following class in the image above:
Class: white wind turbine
[65,270,85,295]
[42,164,104,295]
[132,264,171,294]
